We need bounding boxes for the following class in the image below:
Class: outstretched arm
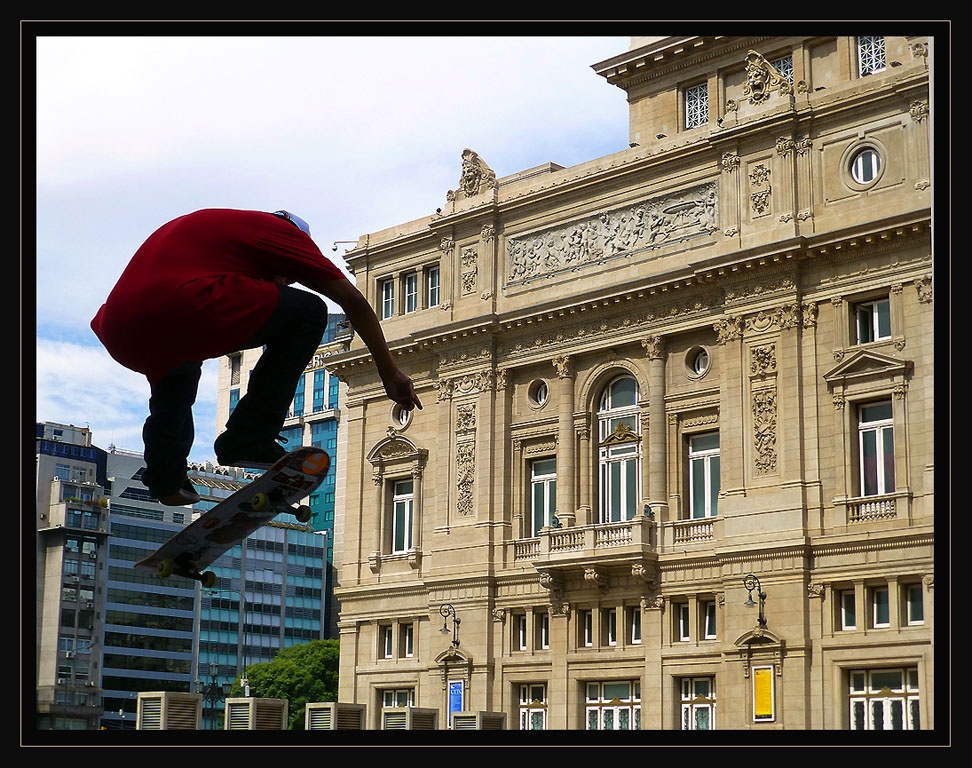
[308,277,423,411]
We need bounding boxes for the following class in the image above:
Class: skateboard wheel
[302,451,330,476]
[157,560,174,579]
[295,504,312,523]
[200,571,218,588]
[251,492,270,512]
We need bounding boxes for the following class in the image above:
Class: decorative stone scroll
[506,182,718,285]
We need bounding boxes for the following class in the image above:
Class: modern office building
[324,34,938,730]
[188,462,329,731]
[34,422,328,731]
[216,311,348,636]
[98,448,198,730]
[34,422,110,731]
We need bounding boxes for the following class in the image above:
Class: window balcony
[838,490,911,524]
[514,516,657,575]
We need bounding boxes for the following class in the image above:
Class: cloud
[36,339,219,461]
[32,32,632,463]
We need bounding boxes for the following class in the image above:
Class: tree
[229,639,339,730]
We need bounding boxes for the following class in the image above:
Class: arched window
[597,375,642,523]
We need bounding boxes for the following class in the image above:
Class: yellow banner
[753,666,774,721]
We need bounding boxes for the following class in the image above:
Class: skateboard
[134,446,331,587]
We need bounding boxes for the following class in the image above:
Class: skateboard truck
[250,489,313,522]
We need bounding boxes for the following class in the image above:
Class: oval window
[391,404,412,429]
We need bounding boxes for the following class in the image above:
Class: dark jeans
[140,285,328,492]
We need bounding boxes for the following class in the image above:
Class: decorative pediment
[366,435,426,466]
[434,645,470,665]
[734,627,783,648]
[823,349,913,390]
[733,628,785,677]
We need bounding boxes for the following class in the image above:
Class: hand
[382,367,423,411]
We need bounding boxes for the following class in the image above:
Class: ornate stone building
[326,35,936,731]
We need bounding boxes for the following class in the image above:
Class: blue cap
[272,210,311,236]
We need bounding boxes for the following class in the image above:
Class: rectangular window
[606,608,618,647]
[404,272,418,314]
[685,82,709,128]
[519,684,547,730]
[401,623,414,657]
[857,35,886,76]
[515,613,527,651]
[229,387,240,414]
[530,458,557,535]
[905,584,924,626]
[770,55,794,85]
[291,373,305,417]
[391,479,413,553]
[859,401,895,496]
[328,373,339,410]
[381,625,393,658]
[629,607,642,644]
[380,278,395,319]
[840,590,857,630]
[871,587,890,628]
[702,600,717,639]
[427,266,440,308]
[848,667,919,730]
[856,298,891,343]
[681,677,716,730]
[382,689,415,708]
[229,353,242,385]
[312,370,326,413]
[536,612,549,650]
[582,609,593,647]
[689,432,720,518]
[585,681,641,730]
[677,603,691,642]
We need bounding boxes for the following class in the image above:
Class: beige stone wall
[323,35,934,731]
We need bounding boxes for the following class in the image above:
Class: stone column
[411,466,424,551]
[642,336,668,518]
[553,355,575,527]
[371,471,383,555]
[577,423,591,525]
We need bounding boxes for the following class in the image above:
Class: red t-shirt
[90,208,348,384]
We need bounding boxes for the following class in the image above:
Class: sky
[31,26,635,463]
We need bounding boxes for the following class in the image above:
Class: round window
[528,380,549,408]
[850,147,881,185]
[686,347,710,378]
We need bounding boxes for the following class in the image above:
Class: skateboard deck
[134,446,331,586]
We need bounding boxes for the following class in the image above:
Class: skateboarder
[91,208,423,506]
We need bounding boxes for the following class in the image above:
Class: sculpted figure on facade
[446,148,497,201]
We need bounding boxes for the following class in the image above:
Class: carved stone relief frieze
[456,441,475,516]
[460,246,478,296]
[749,163,771,216]
[505,182,718,286]
[455,403,476,433]
[752,387,778,475]
[750,343,777,376]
